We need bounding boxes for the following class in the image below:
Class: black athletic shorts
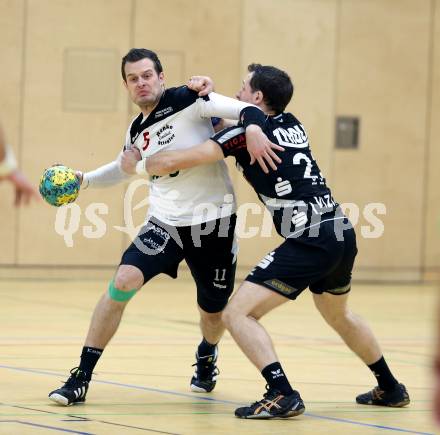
[120,214,237,313]
[246,216,358,300]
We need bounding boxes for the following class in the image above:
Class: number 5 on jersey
[143,132,150,151]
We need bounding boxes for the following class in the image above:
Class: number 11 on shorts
[214,268,226,281]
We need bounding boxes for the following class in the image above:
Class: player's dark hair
[247,63,293,114]
[121,48,163,82]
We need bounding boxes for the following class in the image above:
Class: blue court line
[0,364,434,435]
[7,404,181,435]
[304,414,434,435]
[0,419,94,434]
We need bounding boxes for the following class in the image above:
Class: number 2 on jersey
[293,153,324,185]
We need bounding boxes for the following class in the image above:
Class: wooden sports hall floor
[0,275,437,434]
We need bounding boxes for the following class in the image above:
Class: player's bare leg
[49,265,144,406]
[222,281,305,419]
[85,265,144,348]
[313,291,409,407]
[313,292,381,364]
[222,281,288,370]
[198,307,224,345]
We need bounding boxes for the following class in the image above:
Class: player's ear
[159,71,165,87]
[122,79,128,90]
[254,90,264,105]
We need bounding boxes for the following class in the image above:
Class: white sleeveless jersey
[125,87,252,226]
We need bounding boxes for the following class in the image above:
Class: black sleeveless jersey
[211,113,338,238]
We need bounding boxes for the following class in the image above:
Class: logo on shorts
[257,252,275,269]
[213,282,227,289]
[140,223,171,253]
[264,279,297,296]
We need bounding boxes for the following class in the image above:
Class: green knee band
[108,280,138,302]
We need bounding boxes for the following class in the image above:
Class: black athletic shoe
[235,387,305,419]
[48,367,89,406]
[190,346,219,393]
[356,383,410,407]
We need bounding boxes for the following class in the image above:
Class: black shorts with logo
[120,214,237,313]
[246,217,358,300]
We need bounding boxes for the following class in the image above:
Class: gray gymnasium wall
[0,0,438,282]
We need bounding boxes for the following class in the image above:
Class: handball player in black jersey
[145,64,410,419]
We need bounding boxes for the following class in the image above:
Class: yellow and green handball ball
[39,165,80,207]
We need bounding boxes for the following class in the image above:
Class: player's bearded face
[124,58,164,108]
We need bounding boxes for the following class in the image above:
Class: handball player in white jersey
[48,48,278,406]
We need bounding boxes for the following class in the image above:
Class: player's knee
[108,268,143,303]
[108,279,138,303]
[221,306,234,329]
[321,310,341,327]
[317,303,351,329]
[113,275,134,291]
[248,307,265,321]
[114,266,143,291]
[221,303,245,330]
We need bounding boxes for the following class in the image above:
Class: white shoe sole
[190,384,211,393]
[49,393,71,406]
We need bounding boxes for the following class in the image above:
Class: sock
[261,362,294,396]
[78,346,103,380]
[197,338,217,358]
[368,356,398,391]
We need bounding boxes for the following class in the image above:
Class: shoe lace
[64,367,87,387]
[249,385,281,408]
[372,387,384,400]
[192,353,219,379]
[263,384,283,400]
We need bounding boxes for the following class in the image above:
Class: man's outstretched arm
[141,140,224,176]
[0,122,39,206]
